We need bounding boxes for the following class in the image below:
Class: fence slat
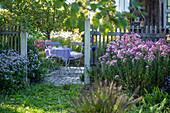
[15,35,17,50]
[132,26,134,32]
[146,26,148,41]
[0,34,2,46]
[164,26,166,36]
[4,34,6,46]
[18,33,20,52]
[11,26,13,49]
[150,26,152,41]
[99,35,101,58]
[159,26,162,34]
[154,26,157,41]
[128,25,131,33]
[111,35,113,41]
[91,25,94,64]
[137,26,139,33]
[95,29,98,63]
[103,35,105,55]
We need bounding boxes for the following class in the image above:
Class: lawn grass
[0,83,83,113]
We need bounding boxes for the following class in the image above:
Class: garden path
[44,67,84,86]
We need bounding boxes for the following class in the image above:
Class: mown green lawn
[0,83,83,113]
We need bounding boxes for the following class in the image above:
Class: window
[164,0,170,27]
[166,13,170,25]
[115,0,130,12]
[166,0,170,9]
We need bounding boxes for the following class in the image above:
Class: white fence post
[84,18,90,84]
[20,23,27,82]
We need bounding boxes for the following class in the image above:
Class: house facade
[116,0,170,31]
[134,0,169,28]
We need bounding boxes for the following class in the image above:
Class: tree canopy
[0,0,143,39]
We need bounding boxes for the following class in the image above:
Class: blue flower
[166,78,170,81]
[162,87,167,91]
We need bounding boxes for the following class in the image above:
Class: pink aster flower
[145,66,149,68]
[106,53,110,57]
[106,61,110,65]
[115,75,119,78]
[101,61,104,64]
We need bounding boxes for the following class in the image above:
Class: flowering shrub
[99,33,170,94]
[27,50,46,83]
[0,50,28,94]
[34,38,52,50]
[27,37,47,83]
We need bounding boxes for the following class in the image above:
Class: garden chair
[67,42,83,73]
[45,42,60,72]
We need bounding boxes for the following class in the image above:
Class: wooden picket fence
[90,25,169,64]
[0,23,27,56]
[0,25,21,53]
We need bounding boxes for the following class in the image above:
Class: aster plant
[0,50,28,94]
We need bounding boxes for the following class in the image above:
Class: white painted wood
[115,0,130,12]
[84,18,90,84]
[165,0,170,28]
[20,23,27,82]
[159,0,162,27]
[163,0,166,28]
[20,23,27,56]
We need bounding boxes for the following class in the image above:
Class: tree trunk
[47,30,50,40]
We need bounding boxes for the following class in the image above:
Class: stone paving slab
[44,67,84,86]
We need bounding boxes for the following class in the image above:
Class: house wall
[130,0,164,31]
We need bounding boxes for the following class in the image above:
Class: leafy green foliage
[128,87,170,113]
[0,83,83,112]
[0,0,68,39]
[65,78,142,113]
[0,8,18,27]
[144,87,169,105]
[0,0,145,39]
[79,72,84,81]
[130,98,168,113]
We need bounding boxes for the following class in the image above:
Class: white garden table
[45,47,71,74]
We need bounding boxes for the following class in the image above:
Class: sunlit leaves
[92,16,100,30]
[53,0,65,8]
[71,3,79,13]
[78,12,85,32]
[118,17,127,29]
